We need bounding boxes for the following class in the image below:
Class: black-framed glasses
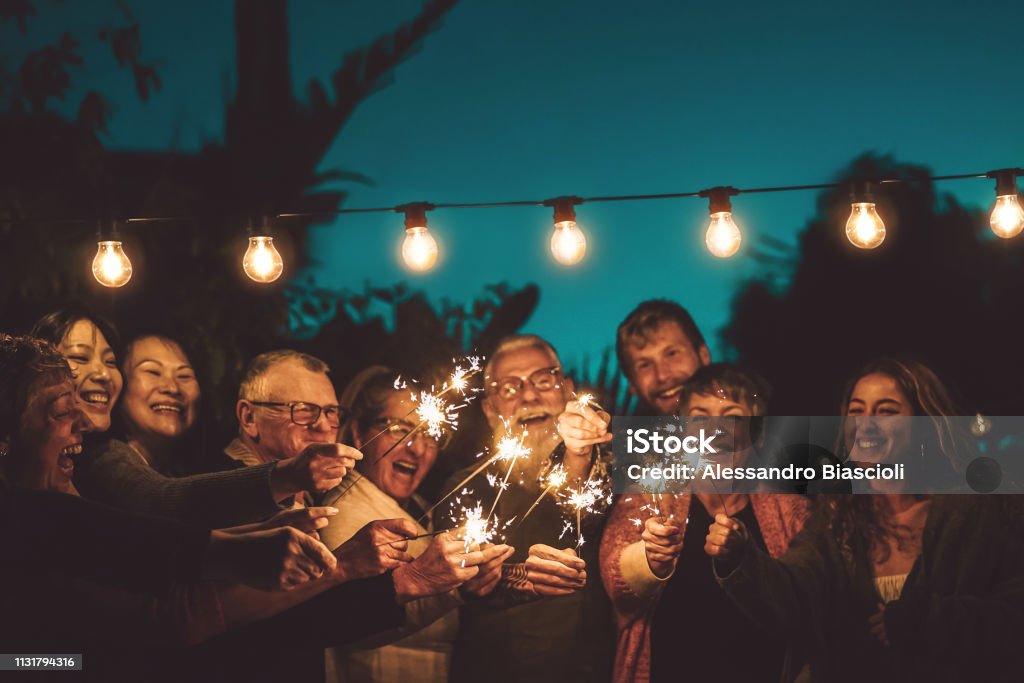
[486,366,563,400]
[249,401,346,427]
[371,417,452,450]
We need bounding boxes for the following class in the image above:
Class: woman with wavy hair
[708,357,1024,682]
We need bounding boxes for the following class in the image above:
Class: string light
[700,187,742,258]
[988,169,1024,239]
[242,216,284,283]
[845,181,886,249]
[545,196,587,265]
[398,203,439,272]
[5,166,1019,283]
[91,221,132,288]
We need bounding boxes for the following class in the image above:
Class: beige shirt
[320,471,461,683]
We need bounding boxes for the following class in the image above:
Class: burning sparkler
[519,464,568,524]
[486,429,532,521]
[559,478,611,548]
[362,357,482,468]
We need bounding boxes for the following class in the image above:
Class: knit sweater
[320,471,462,683]
[598,492,809,683]
[75,437,283,526]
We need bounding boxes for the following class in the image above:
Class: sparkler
[519,464,568,524]
[486,429,531,521]
[459,503,497,552]
[573,391,604,413]
[559,478,611,548]
[360,356,482,452]
[417,452,499,524]
[418,423,532,525]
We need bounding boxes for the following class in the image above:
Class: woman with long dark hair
[708,357,1024,682]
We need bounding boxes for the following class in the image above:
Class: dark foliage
[724,153,1024,415]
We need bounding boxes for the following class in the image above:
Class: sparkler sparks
[415,390,458,440]
[459,503,497,551]
[519,464,568,524]
[559,478,612,548]
[487,428,532,521]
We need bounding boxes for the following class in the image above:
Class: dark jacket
[718,495,1024,682]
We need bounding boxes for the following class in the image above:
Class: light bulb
[92,241,132,288]
[550,220,587,265]
[402,226,438,271]
[243,236,284,283]
[845,202,886,249]
[705,212,742,258]
[990,194,1024,239]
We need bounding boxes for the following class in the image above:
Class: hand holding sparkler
[461,544,516,597]
[391,531,497,603]
[557,392,612,466]
[271,443,363,500]
[704,512,749,573]
[642,515,685,578]
[521,544,587,595]
[333,518,417,584]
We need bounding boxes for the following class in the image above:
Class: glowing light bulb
[990,194,1024,239]
[92,241,132,288]
[845,202,886,249]
[243,236,284,283]
[550,220,587,265]
[705,211,742,258]
[402,226,438,271]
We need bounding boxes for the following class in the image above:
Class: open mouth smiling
[80,391,111,407]
[151,402,184,415]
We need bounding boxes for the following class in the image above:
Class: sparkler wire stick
[487,454,519,522]
[376,528,448,547]
[417,450,503,524]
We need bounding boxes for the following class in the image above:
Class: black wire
[0,170,1003,226]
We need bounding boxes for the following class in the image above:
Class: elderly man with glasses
[217,351,497,683]
[441,334,615,683]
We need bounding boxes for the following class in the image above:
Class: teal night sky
[10,0,1022,365]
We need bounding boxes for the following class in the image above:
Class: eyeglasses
[372,417,452,450]
[248,401,346,428]
[486,366,563,401]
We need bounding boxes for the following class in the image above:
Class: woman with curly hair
[709,357,1024,682]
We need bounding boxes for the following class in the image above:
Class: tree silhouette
[2,0,461,433]
[724,153,1024,415]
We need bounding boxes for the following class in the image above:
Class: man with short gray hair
[225,350,359,497]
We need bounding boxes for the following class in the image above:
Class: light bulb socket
[97,218,124,240]
[990,169,1019,197]
[397,202,434,229]
[700,186,738,214]
[544,196,582,224]
[244,215,275,237]
[849,180,877,204]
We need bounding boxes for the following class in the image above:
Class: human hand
[207,526,337,591]
[868,602,890,646]
[704,513,749,571]
[334,518,417,583]
[272,443,363,499]
[460,543,515,597]
[513,544,587,596]
[642,515,684,578]
[557,401,612,460]
[258,506,339,540]
[392,533,489,602]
